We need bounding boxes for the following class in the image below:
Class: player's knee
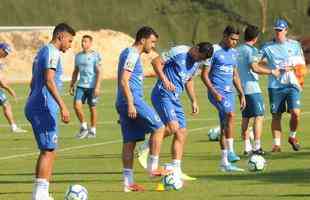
[272,113,282,120]
[291,110,300,121]
[227,112,235,119]
[168,124,179,135]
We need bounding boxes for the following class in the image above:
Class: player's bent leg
[2,102,27,133]
[88,106,97,138]
[241,117,252,155]
[225,112,240,162]
[288,108,301,151]
[271,113,282,152]
[252,116,265,155]
[74,101,88,139]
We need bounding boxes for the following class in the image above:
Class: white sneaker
[75,127,89,139]
[87,130,96,138]
[12,126,27,133]
[48,195,54,200]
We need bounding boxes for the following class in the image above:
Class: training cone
[156,183,165,191]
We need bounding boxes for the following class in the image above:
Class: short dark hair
[244,25,260,41]
[223,25,240,36]
[197,42,214,58]
[82,35,93,41]
[52,23,76,39]
[135,26,159,42]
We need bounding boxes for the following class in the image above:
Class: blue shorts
[0,90,7,106]
[151,89,186,128]
[116,99,163,143]
[74,87,98,107]
[268,87,301,114]
[242,93,265,118]
[25,110,58,150]
[208,91,235,127]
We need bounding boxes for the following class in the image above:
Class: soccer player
[25,23,75,200]
[236,25,280,155]
[69,35,102,139]
[201,25,245,172]
[115,26,166,192]
[0,43,27,133]
[254,19,306,152]
[151,42,214,180]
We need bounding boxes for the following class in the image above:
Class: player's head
[244,25,260,43]
[135,26,159,54]
[81,35,93,51]
[52,23,76,52]
[0,43,12,58]
[273,19,288,43]
[190,42,214,61]
[222,25,240,48]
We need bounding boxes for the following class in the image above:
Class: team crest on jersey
[52,135,58,144]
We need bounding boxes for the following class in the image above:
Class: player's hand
[93,88,100,97]
[61,106,70,124]
[191,101,199,115]
[128,103,137,119]
[271,68,281,78]
[69,86,75,96]
[239,94,246,111]
[213,92,222,102]
[163,79,176,92]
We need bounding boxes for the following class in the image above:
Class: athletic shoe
[181,172,197,181]
[75,127,89,139]
[124,183,145,192]
[271,145,281,152]
[220,163,244,172]
[243,150,252,156]
[288,137,300,151]
[227,152,240,162]
[252,148,265,155]
[137,140,150,169]
[87,130,96,138]
[48,195,54,200]
[12,126,27,133]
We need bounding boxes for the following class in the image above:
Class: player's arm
[233,67,246,110]
[45,69,70,123]
[185,78,199,115]
[120,69,136,119]
[151,56,175,91]
[251,60,280,77]
[201,66,222,102]
[0,73,16,99]
[93,60,102,97]
[69,67,79,96]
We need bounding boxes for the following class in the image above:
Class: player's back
[25,44,63,113]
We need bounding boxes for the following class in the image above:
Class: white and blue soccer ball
[162,173,183,191]
[248,154,266,172]
[208,126,221,141]
[64,184,88,200]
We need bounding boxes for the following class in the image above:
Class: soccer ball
[208,126,221,141]
[64,184,88,200]
[248,154,266,172]
[162,173,183,190]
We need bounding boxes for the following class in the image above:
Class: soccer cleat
[124,183,145,192]
[180,172,197,181]
[11,126,27,133]
[271,145,281,153]
[243,150,252,156]
[288,137,300,151]
[227,152,240,162]
[220,163,244,172]
[87,131,96,138]
[252,148,265,155]
[75,127,89,139]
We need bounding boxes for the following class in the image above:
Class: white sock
[11,123,17,130]
[273,138,281,146]
[90,127,96,133]
[289,131,297,138]
[32,178,49,200]
[244,139,252,152]
[221,149,229,166]
[147,155,159,172]
[254,140,261,151]
[123,168,134,187]
[226,138,234,153]
[81,122,87,129]
[172,159,182,176]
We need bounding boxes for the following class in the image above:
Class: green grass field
[0,76,309,200]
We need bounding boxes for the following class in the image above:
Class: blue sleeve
[95,52,102,68]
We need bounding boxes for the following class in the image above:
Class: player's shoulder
[212,44,222,53]
[287,38,302,48]
[170,45,190,54]
[260,40,275,51]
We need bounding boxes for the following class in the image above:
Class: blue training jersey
[153,45,201,99]
[260,39,304,88]
[75,50,101,88]
[26,43,63,113]
[208,44,238,93]
[236,43,262,94]
[116,47,144,106]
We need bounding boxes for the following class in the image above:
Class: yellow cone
[156,183,165,191]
